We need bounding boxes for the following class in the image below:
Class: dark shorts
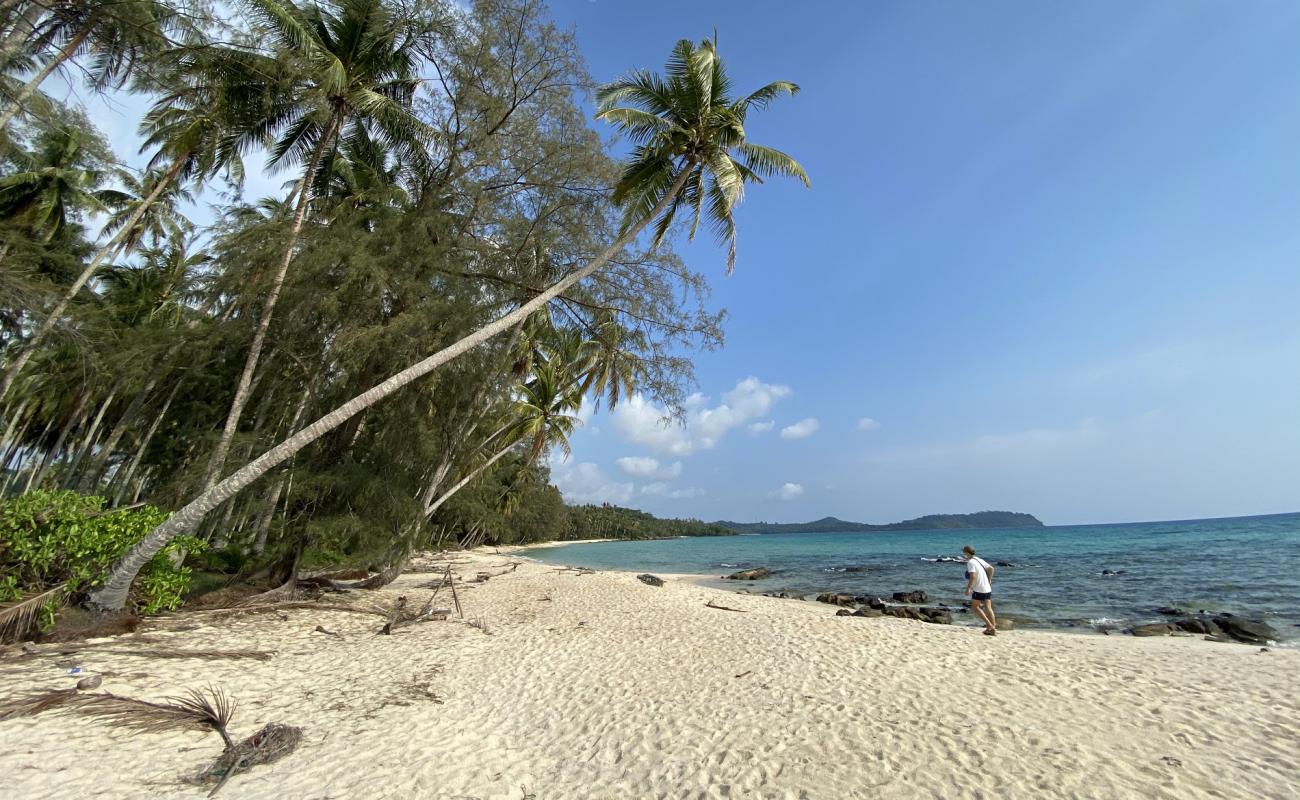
[971,591,992,601]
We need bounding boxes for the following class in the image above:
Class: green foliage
[1,0,756,593]
[0,490,203,616]
[563,504,734,541]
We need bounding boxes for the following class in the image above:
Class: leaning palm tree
[423,362,581,519]
[198,0,439,493]
[576,309,647,411]
[90,35,809,611]
[0,0,179,131]
[97,167,194,258]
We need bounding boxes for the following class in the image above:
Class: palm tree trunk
[0,156,188,401]
[0,3,42,71]
[200,116,341,493]
[81,378,156,493]
[88,166,693,611]
[0,25,89,130]
[423,444,514,519]
[28,390,88,492]
[0,397,29,464]
[62,388,116,489]
[111,379,181,506]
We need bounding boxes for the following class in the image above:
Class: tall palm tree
[423,361,581,518]
[0,119,113,242]
[199,0,438,493]
[98,167,194,257]
[0,46,271,399]
[0,0,179,130]
[90,35,809,611]
[576,309,646,411]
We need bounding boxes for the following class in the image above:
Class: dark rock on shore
[1128,614,1278,644]
[816,592,858,606]
[637,574,665,587]
[723,568,771,581]
[763,590,805,600]
[833,604,944,623]
[1214,617,1277,644]
[880,605,952,625]
[1130,623,1173,637]
[892,590,928,604]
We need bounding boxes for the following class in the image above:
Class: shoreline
[2,550,1296,798]
[515,538,1298,646]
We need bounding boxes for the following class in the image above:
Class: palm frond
[0,584,66,643]
[738,143,810,186]
[120,647,274,661]
[0,688,78,722]
[734,80,800,116]
[66,687,236,745]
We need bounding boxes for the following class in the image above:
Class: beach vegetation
[0,0,805,614]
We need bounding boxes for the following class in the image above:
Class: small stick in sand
[705,600,749,613]
[734,670,753,679]
[313,626,341,638]
[447,565,464,619]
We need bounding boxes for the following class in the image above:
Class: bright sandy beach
[2,548,1297,800]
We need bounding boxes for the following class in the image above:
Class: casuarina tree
[88,35,809,611]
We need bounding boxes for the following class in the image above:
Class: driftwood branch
[705,600,749,613]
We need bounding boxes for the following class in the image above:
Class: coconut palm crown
[595,37,809,274]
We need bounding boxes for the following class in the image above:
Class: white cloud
[549,458,634,505]
[780,418,820,440]
[611,376,791,456]
[865,420,1104,465]
[641,482,704,499]
[668,487,705,499]
[615,456,682,479]
[776,482,804,500]
[856,417,881,432]
[575,397,595,428]
[748,420,775,434]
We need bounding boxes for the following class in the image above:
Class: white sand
[2,550,1297,799]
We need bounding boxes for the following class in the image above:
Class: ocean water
[528,512,1300,642]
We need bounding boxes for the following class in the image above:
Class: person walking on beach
[963,545,997,635]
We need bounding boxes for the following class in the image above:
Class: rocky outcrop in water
[892,590,928,604]
[723,568,771,580]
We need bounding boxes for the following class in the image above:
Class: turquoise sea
[529,512,1300,642]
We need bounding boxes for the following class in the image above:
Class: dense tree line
[0,0,806,619]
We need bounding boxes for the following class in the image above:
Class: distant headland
[712,511,1044,534]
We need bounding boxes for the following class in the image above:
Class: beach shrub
[0,490,204,628]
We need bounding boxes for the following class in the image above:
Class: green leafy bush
[0,490,203,622]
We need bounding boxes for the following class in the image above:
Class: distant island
[713,511,1043,534]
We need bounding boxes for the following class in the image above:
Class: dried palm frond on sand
[115,647,274,661]
[194,723,303,796]
[0,686,235,741]
[0,584,66,643]
[0,685,301,795]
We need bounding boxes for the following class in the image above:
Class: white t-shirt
[966,557,993,594]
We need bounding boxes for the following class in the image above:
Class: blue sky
[543,0,1300,525]
[61,1,1300,525]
